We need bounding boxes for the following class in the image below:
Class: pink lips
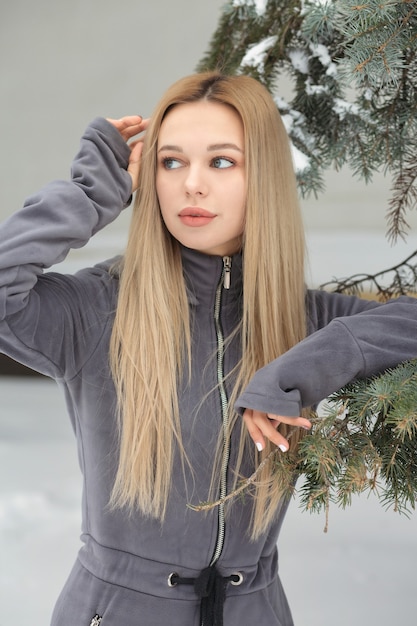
[178,207,216,227]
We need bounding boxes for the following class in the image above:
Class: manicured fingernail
[256,442,263,452]
[278,444,288,453]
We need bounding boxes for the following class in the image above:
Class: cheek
[156,170,178,206]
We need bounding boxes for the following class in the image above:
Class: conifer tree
[194,0,417,525]
[199,0,417,245]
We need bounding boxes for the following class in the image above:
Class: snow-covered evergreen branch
[198,0,417,240]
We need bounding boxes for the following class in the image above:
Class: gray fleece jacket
[1,118,417,626]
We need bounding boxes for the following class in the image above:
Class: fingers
[128,140,144,192]
[243,409,311,453]
[106,115,149,142]
[106,115,150,192]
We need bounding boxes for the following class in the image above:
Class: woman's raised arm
[0,116,146,319]
[0,116,146,378]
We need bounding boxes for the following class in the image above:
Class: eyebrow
[208,143,244,153]
[158,143,243,153]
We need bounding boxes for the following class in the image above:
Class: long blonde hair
[109,72,307,537]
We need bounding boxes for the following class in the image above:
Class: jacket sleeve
[0,117,132,378]
[235,295,417,417]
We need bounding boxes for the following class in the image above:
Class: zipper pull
[223,256,232,290]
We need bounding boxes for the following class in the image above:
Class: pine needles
[189,359,417,532]
[198,0,417,240]
[298,358,417,530]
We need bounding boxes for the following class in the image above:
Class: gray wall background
[0,0,225,220]
[3,0,417,243]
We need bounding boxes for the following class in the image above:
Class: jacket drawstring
[168,565,242,626]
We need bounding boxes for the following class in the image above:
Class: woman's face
[156,100,246,257]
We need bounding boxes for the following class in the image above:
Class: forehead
[158,100,244,144]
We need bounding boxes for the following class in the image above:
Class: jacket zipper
[209,256,232,567]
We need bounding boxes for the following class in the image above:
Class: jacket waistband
[77,536,278,600]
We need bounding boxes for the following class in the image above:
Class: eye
[161,157,183,170]
[211,157,234,169]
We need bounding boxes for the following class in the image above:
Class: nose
[184,164,208,198]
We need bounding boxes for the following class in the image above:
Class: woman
[1,72,416,626]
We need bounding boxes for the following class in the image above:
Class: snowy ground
[1,377,416,626]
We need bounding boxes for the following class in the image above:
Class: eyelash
[161,157,181,170]
[211,157,235,169]
[160,156,235,170]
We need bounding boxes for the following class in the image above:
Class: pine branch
[320,249,417,299]
[386,152,417,243]
[187,447,279,512]
[188,360,417,531]
[188,426,300,512]
[198,0,417,230]
[339,1,417,87]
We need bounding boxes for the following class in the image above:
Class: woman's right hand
[106,115,149,192]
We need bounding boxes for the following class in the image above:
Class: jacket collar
[180,245,243,307]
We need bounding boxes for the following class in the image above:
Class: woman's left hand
[242,409,311,452]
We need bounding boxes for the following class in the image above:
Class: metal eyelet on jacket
[167,572,179,587]
[230,571,244,586]
[89,615,102,625]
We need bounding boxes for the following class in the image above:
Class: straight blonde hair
[109,72,307,538]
